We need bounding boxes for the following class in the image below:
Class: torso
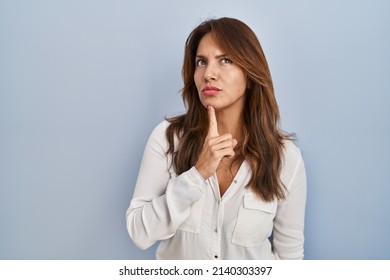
[216,157,243,196]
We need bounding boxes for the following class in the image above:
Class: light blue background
[1,0,389,259]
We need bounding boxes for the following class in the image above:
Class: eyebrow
[195,54,228,59]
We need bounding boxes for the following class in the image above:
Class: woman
[126,17,306,260]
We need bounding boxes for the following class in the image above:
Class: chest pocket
[232,191,277,247]
[177,191,205,233]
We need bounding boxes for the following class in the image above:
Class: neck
[215,108,244,141]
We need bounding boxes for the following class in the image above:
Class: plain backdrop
[1,0,389,259]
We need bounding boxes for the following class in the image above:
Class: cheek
[194,70,202,90]
[236,73,248,93]
[227,72,247,94]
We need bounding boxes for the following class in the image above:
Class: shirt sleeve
[272,144,307,260]
[125,122,207,250]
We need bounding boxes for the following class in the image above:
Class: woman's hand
[195,105,238,179]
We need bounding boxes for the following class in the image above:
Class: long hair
[166,17,292,202]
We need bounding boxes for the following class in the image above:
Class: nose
[203,62,218,82]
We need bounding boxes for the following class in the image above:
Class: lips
[202,86,221,96]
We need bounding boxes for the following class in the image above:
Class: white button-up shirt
[126,121,307,259]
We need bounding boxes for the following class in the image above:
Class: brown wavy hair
[166,17,292,202]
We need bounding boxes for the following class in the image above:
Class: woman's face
[194,33,247,113]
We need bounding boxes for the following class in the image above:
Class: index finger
[207,105,219,137]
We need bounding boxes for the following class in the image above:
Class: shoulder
[282,140,303,163]
[150,119,170,138]
[280,140,305,188]
[148,119,180,150]
[144,120,171,152]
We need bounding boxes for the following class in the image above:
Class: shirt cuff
[185,166,208,188]
[166,167,207,205]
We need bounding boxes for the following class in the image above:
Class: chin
[200,101,212,109]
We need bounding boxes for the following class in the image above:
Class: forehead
[196,33,226,55]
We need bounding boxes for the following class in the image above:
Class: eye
[221,57,233,64]
[196,58,206,66]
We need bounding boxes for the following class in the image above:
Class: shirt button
[234,180,238,184]
[214,227,218,233]
[214,255,218,259]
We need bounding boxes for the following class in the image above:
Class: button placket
[212,198,224,259]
